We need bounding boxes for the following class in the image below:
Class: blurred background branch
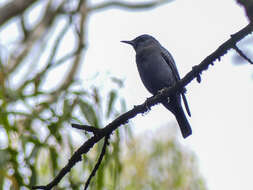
[0,0,39,26]
[87,0,171,11]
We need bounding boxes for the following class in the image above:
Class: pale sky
[83,1,253,190]
[1,0,253,190]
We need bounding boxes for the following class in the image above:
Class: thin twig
[88,0,170,12]
[7,1,56,74]
[72,124,101,134]
[233,44,253,64]
[0,0,39,26]
[84,135,109,190]
[52,44,85,68]
[55,2,87,93]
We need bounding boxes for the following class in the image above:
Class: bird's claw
[144,97,152,111]
[158,88,166,94]
[158,89,170,103]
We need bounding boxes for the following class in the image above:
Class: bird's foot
[144,97,152,111]
[157,88,170,102]
[158,88,166,95]
[157,88,168,99]
[158,89,170,103]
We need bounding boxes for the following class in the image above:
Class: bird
[121,34,192,138]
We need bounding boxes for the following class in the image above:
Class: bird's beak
[121,40,134,46]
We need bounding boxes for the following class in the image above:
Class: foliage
[120,127,206,190]
[0,75,126,190]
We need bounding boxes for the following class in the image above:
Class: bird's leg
[145,97,152,111]
[158,88,166,94]
[157,89,170,103]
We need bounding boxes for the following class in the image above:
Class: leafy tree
[119,126,206,190]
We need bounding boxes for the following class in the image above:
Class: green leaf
[111,77,124,88]
[49,146,58,176]
[93,87,100,105]
[0,109,11,132]
[120,99,127,112]
[96,162,105,190]
[48,122,62,144]
[29,165,37,187]
[63,99,72,117]
[106,90,117,118]
[72,90,88,96]
[79,100,99,127]
[0,173,3,190]
[29,145,40,160]
[0,149,11,168]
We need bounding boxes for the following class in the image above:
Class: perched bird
[121,34,192,138]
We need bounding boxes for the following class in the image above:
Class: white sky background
[85,1,253,190]
[1,0,253,190]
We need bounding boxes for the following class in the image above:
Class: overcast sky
[1,0,253,190]
[82,1,253,190]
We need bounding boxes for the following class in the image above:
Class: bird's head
[121,34,159,53]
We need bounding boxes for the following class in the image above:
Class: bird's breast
[135,50,175,94]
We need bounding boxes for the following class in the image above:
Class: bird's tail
[162,101,192,138]
[174,107,192,138]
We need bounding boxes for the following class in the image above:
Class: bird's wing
[161,48,191,117]
[161,48,181,81]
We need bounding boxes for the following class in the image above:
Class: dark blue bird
[121,34,192,138]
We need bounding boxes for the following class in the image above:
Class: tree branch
[233,45,253,64]
[84,135,109,190]
[71,124,101,135]
[32,23,253,190]
[88,0,171,12]
[0,0,39,26]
